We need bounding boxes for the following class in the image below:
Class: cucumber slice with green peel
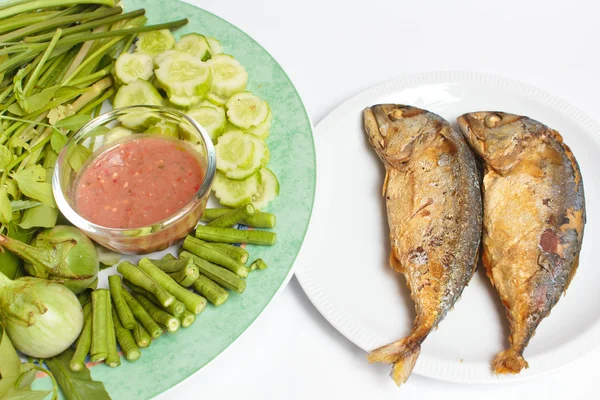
[113,79,164,108]
[175,33,211,61]
[146,120,179,137]
[206,92,228,107]
[135,29,176,56]
[105,127,133,144]
[185,106,226,143]
[215,130,268,180]
[206,37,223,55]
[154,49,187,67]
[155,52,211,98]
[168,94,203,109]
[213,170,261,207]
[246,110,272,140]
[113,52,154,86]
[226,92,270,129]
[113,79,164,129]
[252,168,279,210]
[208,54,248,98]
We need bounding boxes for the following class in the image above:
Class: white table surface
[158,0,600,398]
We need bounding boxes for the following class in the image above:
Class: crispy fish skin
[457,112,585,374]
[363,105,482,385]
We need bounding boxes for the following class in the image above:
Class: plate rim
[295,70,600,384]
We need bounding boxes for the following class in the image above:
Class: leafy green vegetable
[11,166,56,207]
[0,144,13,168]
[67,144,92,173]
[0,329,51,400]
[55,114,92,131]
[19,203,58,229]
[46,349,111,400]
[50,130,68,154]
[0,188,11,225]
[9,200,42,212]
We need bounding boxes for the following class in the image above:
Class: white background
[158,0,600,399]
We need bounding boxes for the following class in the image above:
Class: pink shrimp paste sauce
[74,136,204,229]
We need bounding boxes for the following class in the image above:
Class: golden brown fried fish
[457,112,585,374]
[363,105,482,385]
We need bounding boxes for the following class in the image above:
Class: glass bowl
[53,105,216,254]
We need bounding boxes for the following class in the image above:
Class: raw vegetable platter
[0,0,316,399]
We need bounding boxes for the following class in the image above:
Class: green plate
[33,1,315,398]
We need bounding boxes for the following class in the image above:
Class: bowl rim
[52,105,217,237]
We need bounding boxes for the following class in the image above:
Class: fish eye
[484,113,502,128]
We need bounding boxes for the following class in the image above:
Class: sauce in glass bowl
[74,136,204,229]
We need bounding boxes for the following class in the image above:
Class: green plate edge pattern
[32,1,316,398]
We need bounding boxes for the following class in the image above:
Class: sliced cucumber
[226,92,270,129]
[105,126,133,144]
[212,170,261,207]
[208,54,248,98]
[135,29,176,56]
[154,49,187,67]
[215,130,268,180]
[206,92,228,107]
[146,120,179,137]
[206,37,223,56]
[252,168,279,210]
[185,106,226,142]
[113,79,163,108]
[113,52,153,86]
[113,79,164,129]
[175,33,211,61]
[168,94,203,109]
[246,110,272,140]
[155,52,211,98]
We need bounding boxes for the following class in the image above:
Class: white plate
[295,71,600,384]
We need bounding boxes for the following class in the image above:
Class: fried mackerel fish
[363,105,482,385]
[457,112,585,374]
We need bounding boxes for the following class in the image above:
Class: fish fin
[382,169,389,197]
[367,337,421,386]
[492,348,528,374]
[389,251,404,273]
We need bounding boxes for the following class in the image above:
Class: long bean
[132,322,151,348]
[210,243,249,264]
[180,310,195,328]
[121,290,163,339]
[134,294,180,333]
[105,298,120,368]
[138,258,207,315]
[69,302,92,372]
[180,251,246,294]
[145,258,192,273]
[195,225,276,246]
[207,204,255,227]
[200,208,276,229]
[90,289,109,362]
[183,236,249,278]
[193,274,229,306]
[124,279,185,317]
[168,264,199,287]
[112,308,140,362]
[108,275,136,330]
[117,261,175,308]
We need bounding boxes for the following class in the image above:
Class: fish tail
[492,348,528,374]
[367,337,421,386]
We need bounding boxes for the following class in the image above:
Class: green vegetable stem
[69,302,92,372]
[117,261,175,308]
[193,274,229,306]
[108,275,136,329]
[134,294,180,333]
[138,258,207,315]
[195,225,277,246]
[124,279,185,317]
[182,236,249,278]
[112,307,140,362]
[90,289,109,362]
[121,290,163,339]
[210,243,249,264]
[206,203,255,227]
[168,263,199,287]
[200,208,277,229]
[180,251,246,294]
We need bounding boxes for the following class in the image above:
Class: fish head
[457,112,532,172]
[363,104,441,168]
